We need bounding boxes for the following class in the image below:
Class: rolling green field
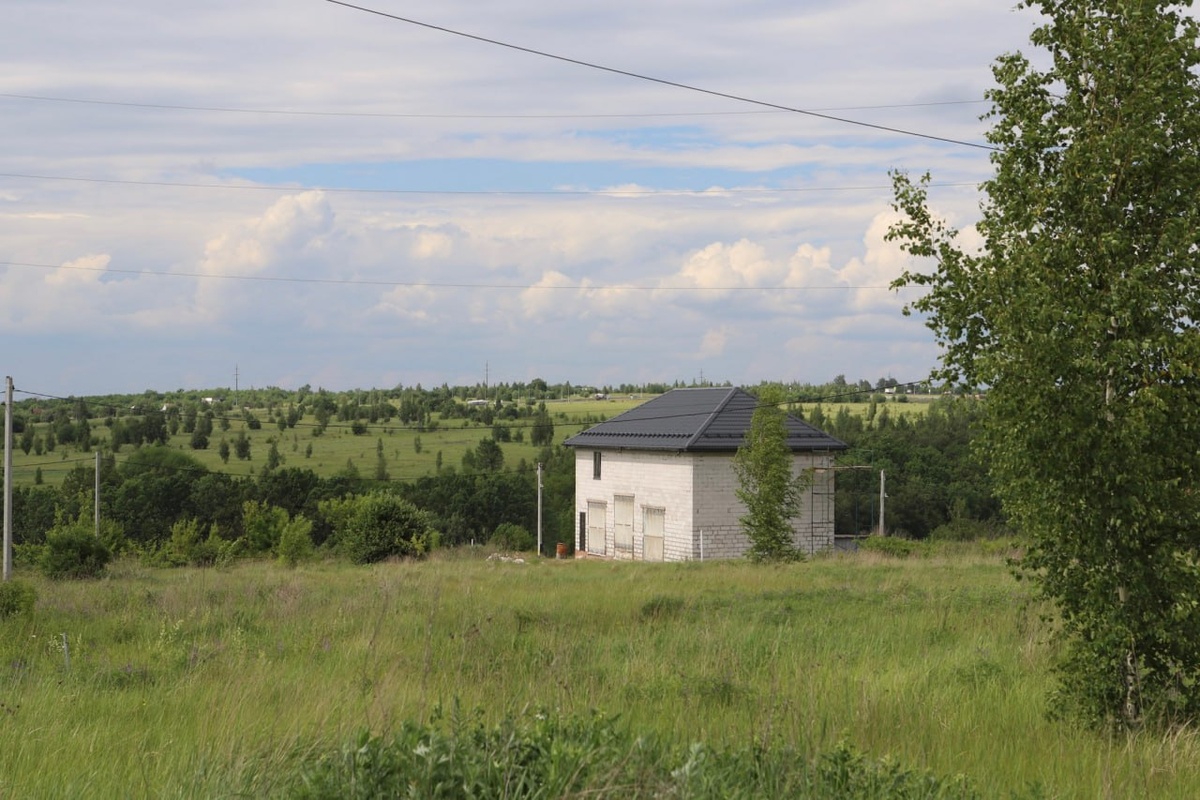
[1,547,1197,797]
[9,396,929,488]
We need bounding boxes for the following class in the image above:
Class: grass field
[10,396,927,488]
[1,547,1197,797]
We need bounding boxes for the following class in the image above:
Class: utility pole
[94,450,101,538]
[878,469,887,537]
[3,376,12,581]
[536,461,543,557]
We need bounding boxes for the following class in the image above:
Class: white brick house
[563,387,847,561]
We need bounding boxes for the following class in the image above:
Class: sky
[1,0,1047,397]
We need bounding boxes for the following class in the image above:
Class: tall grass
[0,550,1196,796]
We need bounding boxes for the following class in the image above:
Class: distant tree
[190,428,209,450]
[530,403,554,447]
[473,438,505,473]
[19,426,34,455]
[733,388,806,562]
[264,440,284,472]
[234,431,251,460]
[143,410,168,445]
[374,439,390,482]
[218,438,231,464]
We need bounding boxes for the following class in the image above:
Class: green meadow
[8,396,929,488]
[2,547,1197,797]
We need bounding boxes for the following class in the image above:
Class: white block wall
[575,449,694,560]
[691,453,836,559]
[575,448,838,562]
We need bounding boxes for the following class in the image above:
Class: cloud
[0,0,1048,393]
[44,253,109,286]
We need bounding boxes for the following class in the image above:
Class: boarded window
[643,506,665,562]
[614,495,634,551]
[593,451,602,480]
[587,500,607,555]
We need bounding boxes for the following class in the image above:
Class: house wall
[574,448,838,562]
[574,449,694,560]
[691,452,838,559]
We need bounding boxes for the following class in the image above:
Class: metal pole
[536,462,543,557]
[878,469,886,537]
[3,376,12,581]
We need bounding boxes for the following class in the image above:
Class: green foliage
[40,519,111,579]
[859,535,930,559]
[264,441,284,472]
[489,522,534,552]
[332,492,437,564]
[163,518,219,567]
[285,706,982,800]
[242,500,290,554]
[888,2,1200,727]
[0,579,37,619]
[277,516,315,568]
[733,388,806,562]
[929,517,1012,543]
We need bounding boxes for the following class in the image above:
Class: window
[593,451,602,480]
[614,495,634,551]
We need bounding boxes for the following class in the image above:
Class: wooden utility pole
[878,469,887,537]
[95,450,101,538]
[3,376,12,581]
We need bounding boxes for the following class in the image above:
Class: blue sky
[1,0,1046,396]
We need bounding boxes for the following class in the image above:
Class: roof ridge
[681,386,739,451]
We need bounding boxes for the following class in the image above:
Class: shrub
[282,707,986,799]
[929,517,1013,542]
[0,580,36,618]
[163,519,220,567]
[41,522,111,579]
[858,535,928,559]
[278,516,315,568]
[337,492,437,564]
[243,500,290,554]
[489,522,534,552]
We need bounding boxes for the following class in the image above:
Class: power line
[325,0,999,152]
[0,260,908,292]
[0,91,990,120]
[0,171,980,197]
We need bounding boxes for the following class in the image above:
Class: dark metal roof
[563,387,847,453]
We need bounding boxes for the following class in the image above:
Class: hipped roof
[563,387,847,453]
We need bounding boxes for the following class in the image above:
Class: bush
[337,492,438,564]
[278,516,315,568]
[858,535,928,559]
[489,522,534,552]
[41,522,111,579]
[282,707,986,799]
[163,518,220,567]
[929,517,1012,542]
[0,580,36,618]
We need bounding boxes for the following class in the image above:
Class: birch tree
[889,0,1200,726]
